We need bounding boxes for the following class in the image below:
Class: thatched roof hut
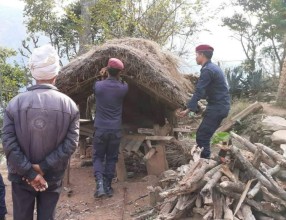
[56,38,195,127]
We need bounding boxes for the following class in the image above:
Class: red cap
[107,58,124,70]
[195,45,214,52]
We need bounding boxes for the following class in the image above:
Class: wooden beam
[217,101,263,132]
[145,136,174,141]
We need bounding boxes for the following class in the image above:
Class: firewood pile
[134,132,286,220]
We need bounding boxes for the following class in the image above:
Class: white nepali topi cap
[28,44,60,80]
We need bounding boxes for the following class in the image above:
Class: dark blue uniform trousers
[93,129,121,180]
[0,174,7,218]
[196,108,229,158]
[12,180,62,220]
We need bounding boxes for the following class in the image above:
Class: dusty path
[261,102,286,117]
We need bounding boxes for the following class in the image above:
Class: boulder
[271,130,286,145]
[261,116,286,131]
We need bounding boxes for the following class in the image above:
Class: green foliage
[211,132,230,145]
[226,65,274,98]
[222,0,286,73]
[22,0,207,60]
[0,47,29,108]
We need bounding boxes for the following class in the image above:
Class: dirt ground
[1,157,158,220]
[1,102,286,220]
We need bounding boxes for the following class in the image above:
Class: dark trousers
[12,180,62,220]
[0,174,7,218]
[196,108,229,158]
[93,129,121,180]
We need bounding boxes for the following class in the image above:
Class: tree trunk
[78,0,96,55]
[276,58,286,106]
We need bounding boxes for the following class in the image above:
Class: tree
[222,13,261,72]
[0,47,29,110]
[21,0,207,61]
[223,0,286,73]
[277,57,286,106]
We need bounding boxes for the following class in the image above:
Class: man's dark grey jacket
[2,84,80,183]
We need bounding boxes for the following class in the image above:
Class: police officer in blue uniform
[178,45,230,158]
[93,58,128,198]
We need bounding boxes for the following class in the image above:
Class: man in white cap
[2,44,79,220]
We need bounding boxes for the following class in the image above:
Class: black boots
[104,177,113,197]
[94,179,106,198]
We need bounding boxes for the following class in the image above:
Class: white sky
[0,0,246,68]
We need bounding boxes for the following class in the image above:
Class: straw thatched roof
[56,38,195,110]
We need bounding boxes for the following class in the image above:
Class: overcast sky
[0,0,246,68]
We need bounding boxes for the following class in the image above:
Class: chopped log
[159,180,206,199]
[252,144,263,169]
[234,179,255,215]
[223,196,234,220]
[158,196,177,216]
[241,204,255,220]
[261,186,286,208]
[261,201,285,213]
[201,171,222,204]
[193,205,212,216]
[173,128,196,133]
[247,182,261,199]
[221,165,238,182]
[146,140,152,149]
[190,145,202,162]
[143,148,156,161]
[230,132,276,167]
[220,181,245,194]
[213,189,223,219]
[280,144,286,158]
[133,209,155,220]
[145,136,174,141]
[256,143,286,168]
[217,186,286,220]
[217,101,263,132]
[138,128,154,135]
[229,145,286,200]
[195,194,203,208]
[203,164,222,181]
[203,208,213,220]
[247,164,281,199]
[169,195,196,219]
[221,176,230,182]
[256,216,274,220]
[260,164,283,193]
[180,159,217,187]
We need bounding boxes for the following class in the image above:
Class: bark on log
[220,181,245,194]
[252,144,263,169]
[168,194,196,219]
[159,196,177,216]
[247,165,281,199]
[223,196,234,220]
[221,165,238,182]
[217,186,286,220]
[203,164,222,181]
[255,143,286,168]
[179,159,217,187]
[241,204,255,220]
[261,186,286,208]
[230,132,276,167]
[213,189,223,219]
[159,180,206,199]
[201,171,222,204]
[230,145,286,200]
[217,101,263,132]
